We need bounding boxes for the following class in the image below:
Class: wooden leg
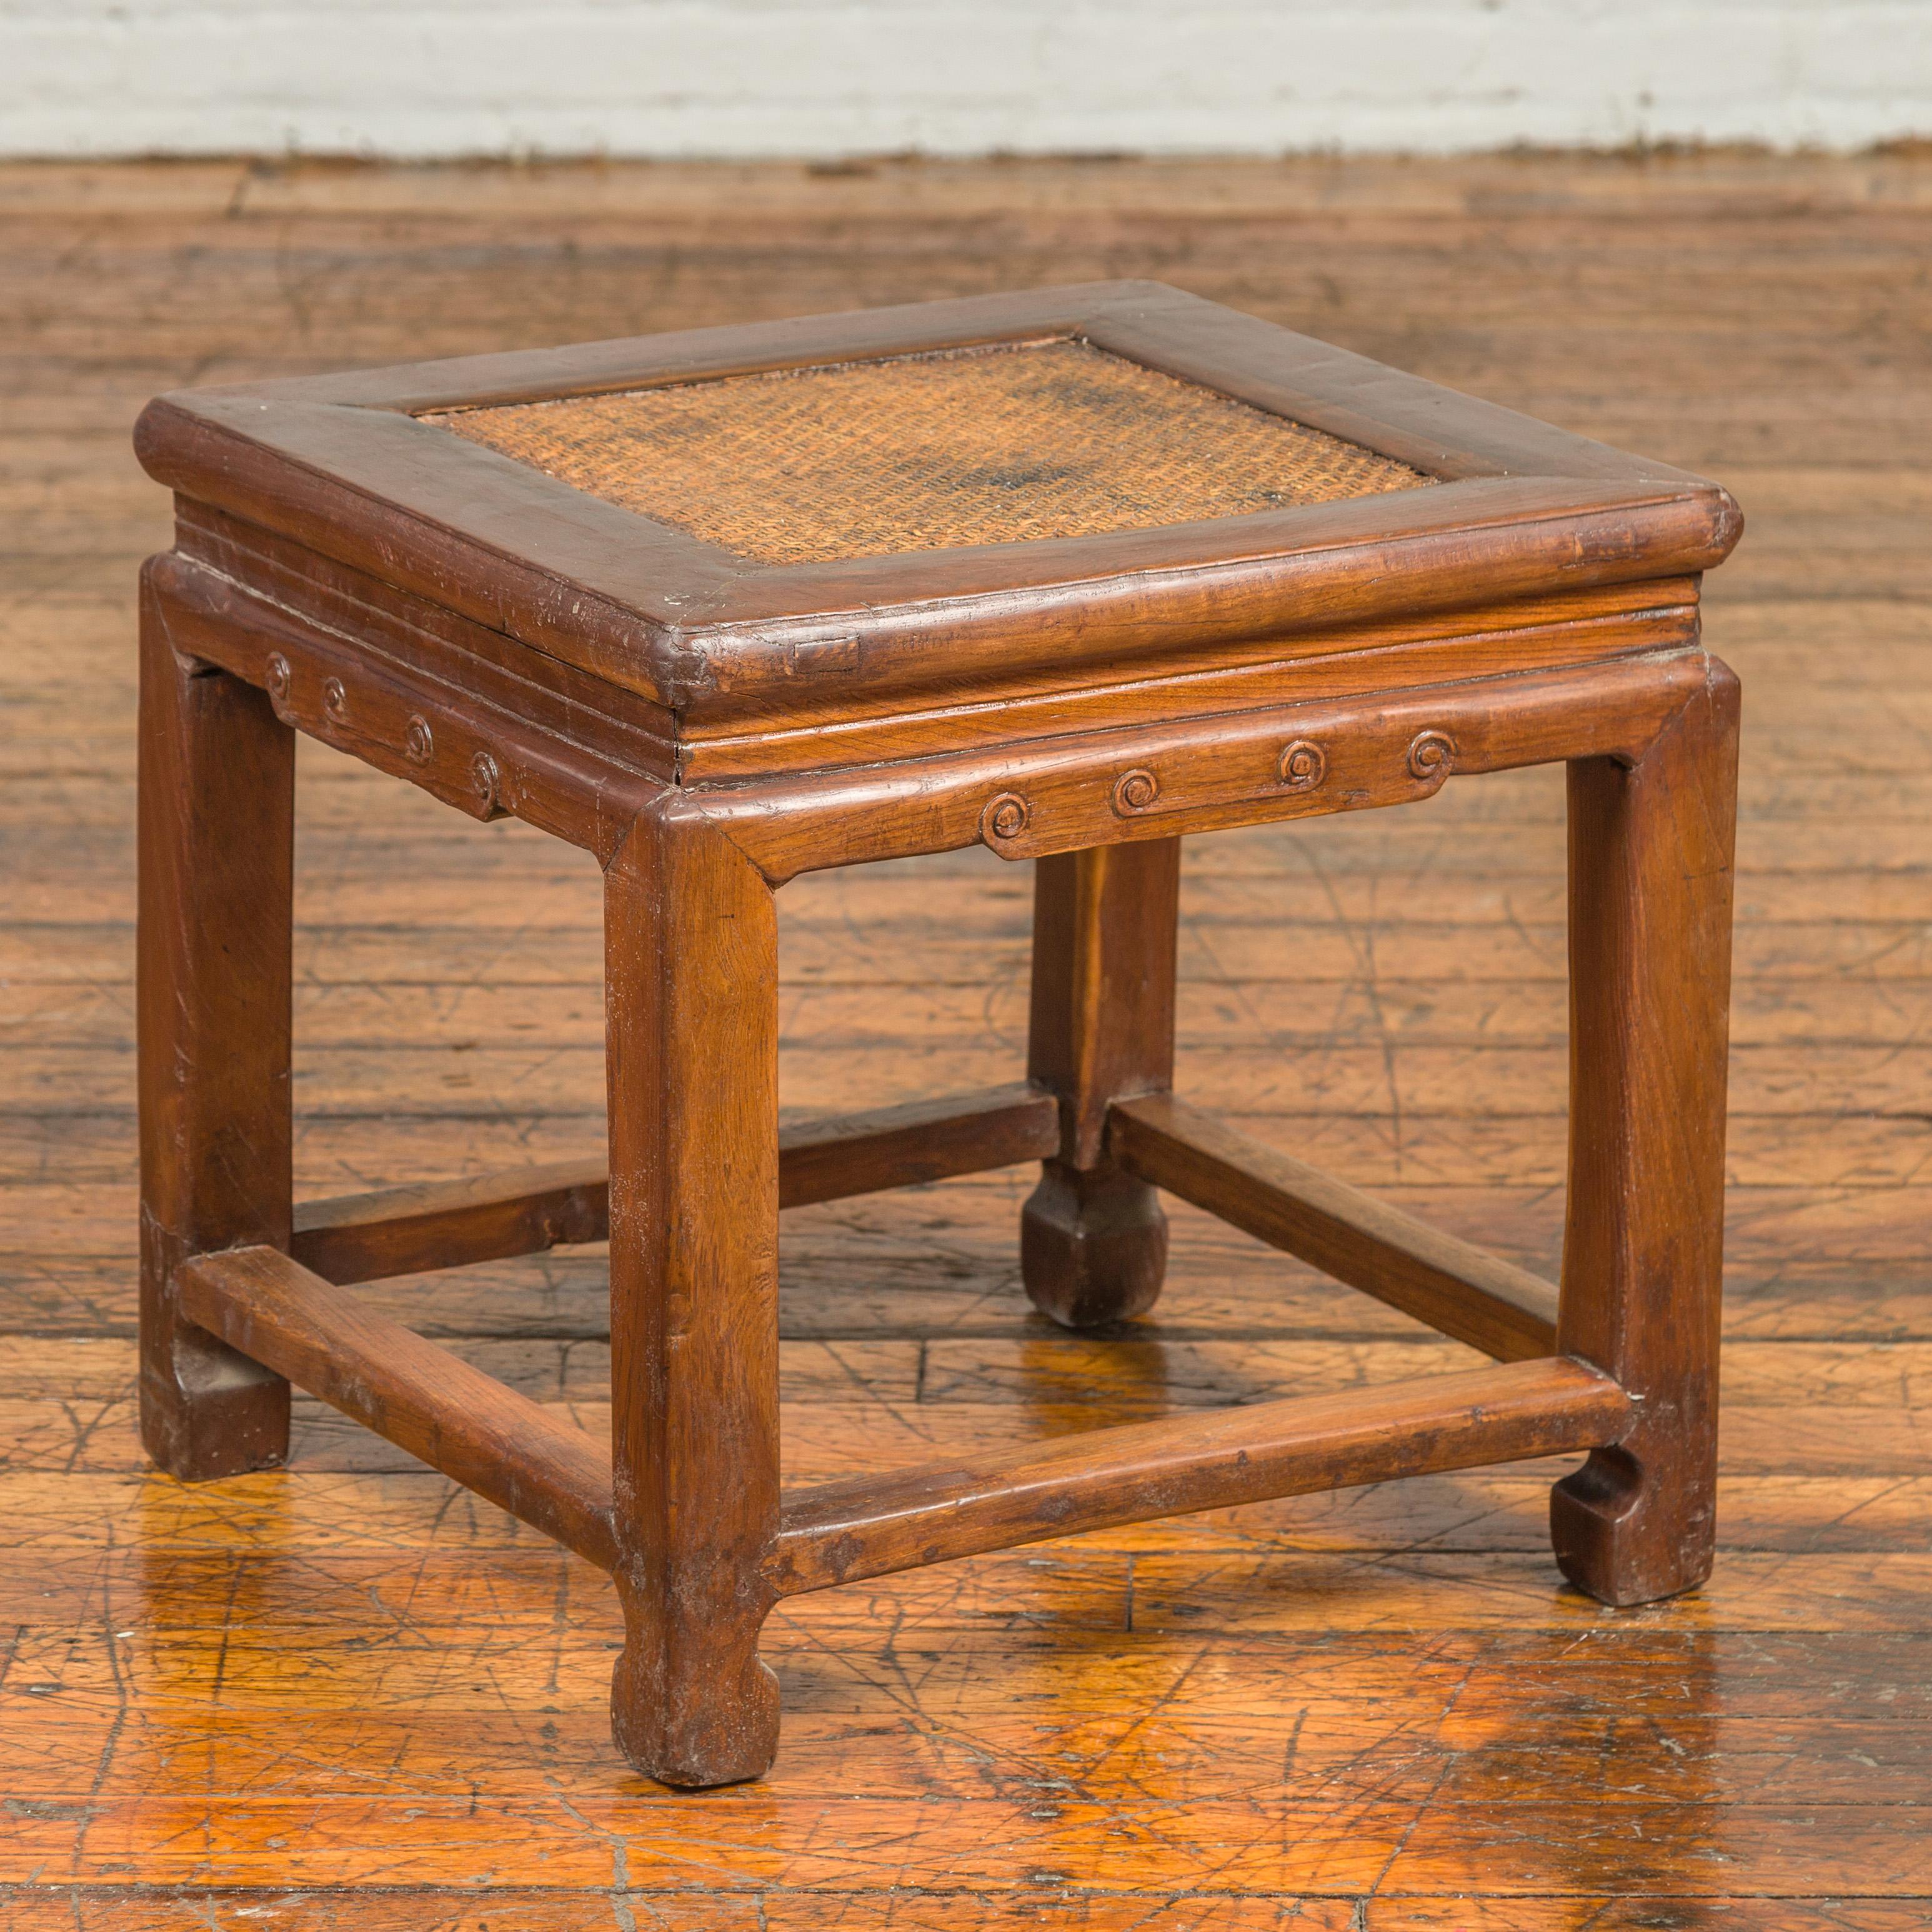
[1022,839,1180,1328]
[1553,660,1740,1606]
[604,806,781,1786]
[137,574,294,1480]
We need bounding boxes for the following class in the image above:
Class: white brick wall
[2,0,1926,159]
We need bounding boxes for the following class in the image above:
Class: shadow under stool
[132,281,1743,1787]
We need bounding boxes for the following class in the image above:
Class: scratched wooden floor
[3,152,1931,1927]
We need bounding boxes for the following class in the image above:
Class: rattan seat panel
[424,340,1433,565]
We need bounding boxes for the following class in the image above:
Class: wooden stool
[134,282,1743,1788]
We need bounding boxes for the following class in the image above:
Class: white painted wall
[2,0,1925,159]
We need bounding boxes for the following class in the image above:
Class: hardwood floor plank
[4,151,1930,1910]
[0,1897,1363,1932]
[4,1791,1930,1895]
[7,1699,1932,1808]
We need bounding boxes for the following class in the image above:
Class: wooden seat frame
[134,284,1741,1790]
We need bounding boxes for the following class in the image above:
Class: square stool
[134,281,1742,1788]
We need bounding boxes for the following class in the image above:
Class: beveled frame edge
[149,550,1720,891]
[143,553,664,864]
[680,645,1725,884]
[134,281,1742,717]
[197,281,1708,491]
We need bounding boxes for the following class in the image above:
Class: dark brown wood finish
[150,522,1713,885]
[1021,841,1180,1328]
[774,1082,1060,1211]
[122,276,1746,1790]
[691,647,1715,883]
[769,1357,1631,1595]
[166,493,1703,786]
[669,580,1700,780]
[289,1083,1060,1286]
[7,149,1916,1916]
[136,576,295,1480]
[1108,1093,1560,1363]
[603,801,783,1788]
[291,1159,612,1287]
[1553,657,1742,1605]
[177,1244,620,1572]
[133,282,1740,723]
[147,552,664,863]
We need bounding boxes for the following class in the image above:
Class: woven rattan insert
[424,340,1433,565]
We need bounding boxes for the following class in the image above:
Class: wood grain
[1020,840,1178,1326]
[134,281,1738,720]
[286,1083,1060,1283]
[135,586,294,1480]
[1108,1091,1560,1361]
[4,149,1930,1917]
[176,1242,619,1570]
[603,804,783,1786]
[769,1355,1627,1593]
[125,241,1736,1783]
[1553,658,1740,1604]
